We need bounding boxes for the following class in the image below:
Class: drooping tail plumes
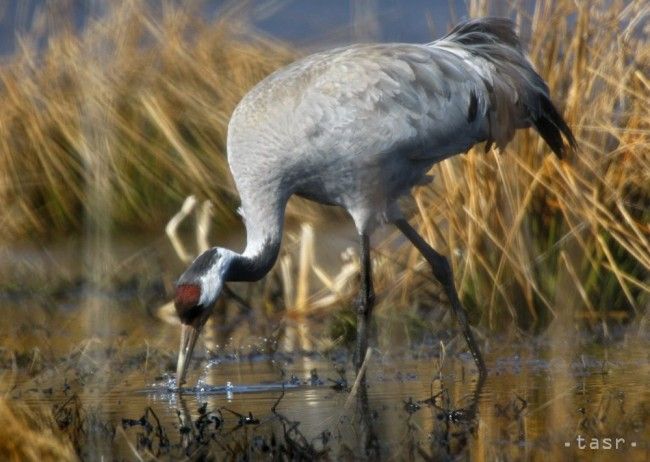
[437,17,577,157]
[530,93,577,158]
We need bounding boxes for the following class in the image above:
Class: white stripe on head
[198,248,235,306]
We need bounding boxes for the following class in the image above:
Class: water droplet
[196,377,208,393]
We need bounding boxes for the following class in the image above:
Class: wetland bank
[0,0,648,460]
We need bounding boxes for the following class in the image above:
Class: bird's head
[174,247,233,387]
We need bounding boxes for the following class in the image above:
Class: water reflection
[356,381,380,459]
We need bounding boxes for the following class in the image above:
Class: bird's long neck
[225,189,286,282]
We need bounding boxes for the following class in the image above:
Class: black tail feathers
[531,95,577,158]
[443,18,577,158]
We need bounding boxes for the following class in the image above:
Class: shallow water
[9,338,649,461]
[1,236,648,460]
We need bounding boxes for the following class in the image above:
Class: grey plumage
[173,17,576,386]
[227,17,575,260]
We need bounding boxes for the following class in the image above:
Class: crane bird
[173,17,576,387]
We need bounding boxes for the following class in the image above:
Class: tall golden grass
[0,0,647,334]
[0,1,294,238]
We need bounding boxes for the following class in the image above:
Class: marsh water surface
[1,235,648,460]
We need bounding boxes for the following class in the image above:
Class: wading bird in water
[173,17,576,386]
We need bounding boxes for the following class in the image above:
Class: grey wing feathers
[300,17,576,161]
[231,17,576,164]
[296,45,493,161]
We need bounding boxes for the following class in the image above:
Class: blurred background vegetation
[0,0,647,341]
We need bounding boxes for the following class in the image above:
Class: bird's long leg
[355,233,375,372]
[393,218,487,378]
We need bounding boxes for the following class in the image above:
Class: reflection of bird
[173,17,576,386]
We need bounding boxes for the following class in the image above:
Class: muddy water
[1,235,648,461]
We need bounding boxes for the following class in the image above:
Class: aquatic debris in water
[327,366,349,392]
[218,405,260,429]
[194,403,223,443]
[404,397,421,415]
[310,368,324,386]
[51,395,116,459]
[121,407,170,456]
[289,374,301,385]
[417,383,480,426]
[53,395,84,454]
[270,384,332,459]
[241,412,260,426]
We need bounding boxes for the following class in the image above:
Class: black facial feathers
[178,248,220,284]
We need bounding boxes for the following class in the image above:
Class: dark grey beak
[175,312,210,388]
[176,323,201,387]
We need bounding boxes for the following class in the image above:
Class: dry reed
[0,1,294,239]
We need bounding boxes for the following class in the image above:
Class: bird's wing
[295,44,494,161]
[295,18,575,160]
